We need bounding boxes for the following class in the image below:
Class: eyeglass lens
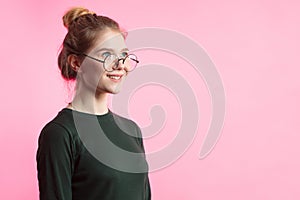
[104,54,137,72]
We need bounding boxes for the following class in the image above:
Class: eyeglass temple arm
[127,54,139,63]
[82,54,105,63]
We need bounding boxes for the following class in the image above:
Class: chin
[108,86,123,94]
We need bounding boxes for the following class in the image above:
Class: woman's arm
[135,125,152,200]
[36,122,73,200]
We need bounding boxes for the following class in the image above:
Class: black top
[36,108,151,200]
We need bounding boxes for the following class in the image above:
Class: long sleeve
[135,125,152,200]
[36,122,74,200]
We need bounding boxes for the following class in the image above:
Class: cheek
[80,61,106,84]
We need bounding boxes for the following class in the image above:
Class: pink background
[1,0,299,199]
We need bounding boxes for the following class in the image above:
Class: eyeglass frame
[82,53,139,72]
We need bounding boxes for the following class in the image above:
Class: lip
[106,73,125,82]
[106,73,124,76]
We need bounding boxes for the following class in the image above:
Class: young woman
[36,7,151,200]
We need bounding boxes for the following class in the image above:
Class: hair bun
[62,7,95,29]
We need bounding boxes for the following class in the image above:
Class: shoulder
[38,108,76,145]
[39,121,71,144]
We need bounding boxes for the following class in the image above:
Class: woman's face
[78,29,129,95]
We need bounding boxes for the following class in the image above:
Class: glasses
[82,53,139,72]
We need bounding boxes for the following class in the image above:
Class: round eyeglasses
[82,53,139,72]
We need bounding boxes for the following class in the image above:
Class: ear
[67,54,81,72]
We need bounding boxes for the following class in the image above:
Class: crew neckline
[62,107,113,118]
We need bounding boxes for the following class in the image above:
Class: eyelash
[101,52,111,58]
[101,51,129,58]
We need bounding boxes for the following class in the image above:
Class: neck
[70,87,109,115]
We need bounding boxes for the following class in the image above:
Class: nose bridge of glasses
[108,56,125,70]
[114,58,126,71]
[118,57,126,64]
[104,54,137,71]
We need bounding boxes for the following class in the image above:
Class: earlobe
[67,54,81,72]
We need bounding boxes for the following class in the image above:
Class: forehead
[92,30,127,52]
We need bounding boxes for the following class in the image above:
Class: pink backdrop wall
[1,0,299,199]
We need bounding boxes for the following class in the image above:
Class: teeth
[107,75,121,80]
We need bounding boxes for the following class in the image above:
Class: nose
[112,58,126,71]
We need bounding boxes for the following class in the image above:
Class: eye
[120,52,129,58]
[101,51,112,58]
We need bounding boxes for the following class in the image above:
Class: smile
[107,74,123,80]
